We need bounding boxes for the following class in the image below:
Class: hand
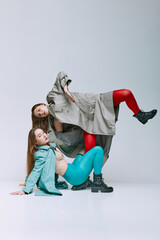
[64,84,75,103]
[19,183,26,186]
[10,191,26,195]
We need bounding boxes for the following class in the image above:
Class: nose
[39,110,44,117]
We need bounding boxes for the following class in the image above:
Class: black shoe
[71,177,92,191]
[55,173,68,189]
[91,173,113,193]
[133,109,157,124]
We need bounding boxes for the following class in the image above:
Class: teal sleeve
[22,155,45,194]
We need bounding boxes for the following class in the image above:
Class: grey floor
[1,181,160,240]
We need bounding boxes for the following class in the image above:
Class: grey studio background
[0,0,160,183]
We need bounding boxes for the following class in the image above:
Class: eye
[38,113,41,117]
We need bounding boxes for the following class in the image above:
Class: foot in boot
[133,109,157,124]
[91,173,113,193]
[71,177,92,191]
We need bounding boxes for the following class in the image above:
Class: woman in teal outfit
[10,128,113,196]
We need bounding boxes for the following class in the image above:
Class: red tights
[84,89,140,153]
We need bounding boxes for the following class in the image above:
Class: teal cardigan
[22,143,68,196]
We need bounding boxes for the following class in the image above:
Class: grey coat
[46,72,119,165]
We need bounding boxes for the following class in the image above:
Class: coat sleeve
[57,71,72,90]
[47,72,72,104]
[22,153,46,194]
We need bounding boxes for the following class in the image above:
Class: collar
[37,142,56,151]
[37,145,50,150]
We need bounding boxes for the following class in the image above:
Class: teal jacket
[22,143,68,196]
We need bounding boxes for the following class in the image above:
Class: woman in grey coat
[31,71,157,190]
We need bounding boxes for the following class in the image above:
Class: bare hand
[64,84,75,103]
[19,183,26,186]
[10,191,26,195]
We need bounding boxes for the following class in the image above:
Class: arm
[64,84,75,103]
[53,118,63,132]
[10,154,46,195]
[47,71,75,104]
[21,155,45,194]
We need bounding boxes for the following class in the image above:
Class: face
[35,129,49,145]
[34,104,49,118]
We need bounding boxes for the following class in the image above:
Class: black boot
[91,173,113,193]
[55,174,68,189]
[133,109,157,124]
[71,177,92,191]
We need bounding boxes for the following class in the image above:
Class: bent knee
[93,146,104,154]
[122,89,133,98]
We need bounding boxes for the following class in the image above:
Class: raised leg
[113,89,157,124]
[113,89,140,114]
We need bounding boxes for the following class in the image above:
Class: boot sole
[142,114,157,124]
[142,119,148,124]
[143,111,157,124]
[71,180,92,191]
[91,187,113,193]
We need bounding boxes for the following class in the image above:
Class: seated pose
[10,128,113,196]
[31,72,157,190]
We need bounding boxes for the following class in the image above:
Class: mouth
[45,137,48,141]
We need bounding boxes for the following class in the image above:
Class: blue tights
[62,146,104,185]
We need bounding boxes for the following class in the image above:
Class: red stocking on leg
[113,89,140,115]
[84,131,96,154]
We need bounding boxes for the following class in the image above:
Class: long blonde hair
[31,103,49,132]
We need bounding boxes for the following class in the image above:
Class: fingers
[10,192,19,195]
[19,192,25,195]
[10,191,25,195]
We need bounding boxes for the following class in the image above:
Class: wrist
[24,191,28,194]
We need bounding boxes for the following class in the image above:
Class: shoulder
[34,149,47,160]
